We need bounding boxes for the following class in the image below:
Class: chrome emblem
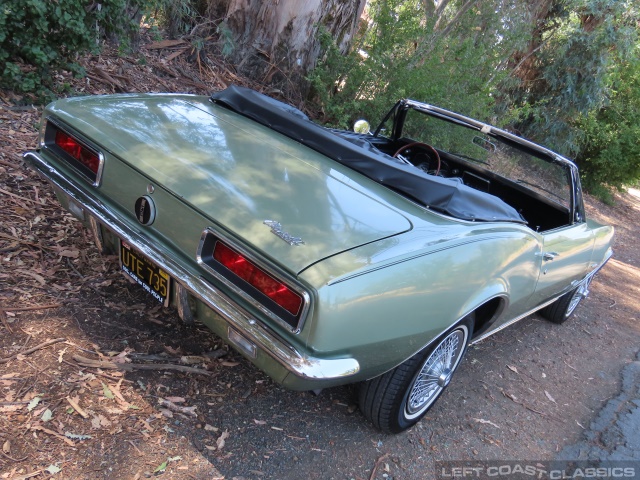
[263,220,305,246]
[135,195,156,225]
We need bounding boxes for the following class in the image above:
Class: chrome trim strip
[405,100,578,168]
[470,296,562,344]
[23,151,360,382]
[196,228,311,334]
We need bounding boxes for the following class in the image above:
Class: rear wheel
[541,276,593,324]
[358,315,473,433]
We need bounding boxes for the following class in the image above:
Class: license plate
[120,241,170,306]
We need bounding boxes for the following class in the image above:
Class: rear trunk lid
[48,95,412,274]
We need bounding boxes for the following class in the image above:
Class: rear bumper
[23,150,360,387]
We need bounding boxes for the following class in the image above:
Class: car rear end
[24,93,417,390]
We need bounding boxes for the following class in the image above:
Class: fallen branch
[6,469,45,480]
[72,354,212,376]
[146,39,187,49]
[0,186,39,204]
[61,359,134,383]
[165,48,188,62]
[127,439,144,456]
[0,448,29,462]
[369,453,389,480]
[66,396,89,419]
[30,425,75,447]
[0,338,66,364]
[0,158,17,168]
[499,388,565,423]
[91,66,127,92]
[0,242,20,253]
[158,398,197,416]
[2,304,62,313]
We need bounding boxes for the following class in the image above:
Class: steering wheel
[393,142,441,176]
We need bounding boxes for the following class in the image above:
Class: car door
[529,222,594,307]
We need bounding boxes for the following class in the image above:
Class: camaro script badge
[263,220,305,246]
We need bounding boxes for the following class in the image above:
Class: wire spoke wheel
[541,273,597,324]
[565,276,592,318]
[358,315,473,433]
[405,327,466,419]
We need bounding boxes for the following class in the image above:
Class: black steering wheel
[393,142,441,176]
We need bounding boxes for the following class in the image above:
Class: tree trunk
[507,0,554,86]
[220,0,366,101]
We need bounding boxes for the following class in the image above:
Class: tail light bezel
[43,117,105,186]
[197,228,311,333]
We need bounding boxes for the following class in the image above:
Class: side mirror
[353,119,371,134]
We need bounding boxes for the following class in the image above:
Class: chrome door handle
[537,251,559,261]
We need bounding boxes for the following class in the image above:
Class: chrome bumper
[23,151,360,383]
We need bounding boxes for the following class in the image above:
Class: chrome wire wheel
[565,276,592,318]
[405,325,468,420]
[358,315,473,433]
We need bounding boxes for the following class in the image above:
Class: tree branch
[0,338,66,364]
[72,354,213,376]
[411,0,479,67]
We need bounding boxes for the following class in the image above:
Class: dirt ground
[1,36,639,480]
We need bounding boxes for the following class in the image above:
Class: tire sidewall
[392,317,473,432]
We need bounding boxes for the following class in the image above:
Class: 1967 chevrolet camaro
[24,86,613,433]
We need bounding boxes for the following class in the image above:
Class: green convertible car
[24,86,613,433]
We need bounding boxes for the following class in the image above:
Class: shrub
[575,58,640,195]
[0,0,142,100]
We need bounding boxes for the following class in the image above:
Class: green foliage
[575,57,640,193]
[499,0,638,158]
[496,0,640,195]
[309,0,531,129]
[310,0,640,193]
[216,21,235,57]
[148,0,207,39]
[0,0,143,100]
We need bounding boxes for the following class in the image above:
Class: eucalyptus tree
[309,0,533,126]
[498,0,638,156]
[207,0,366,101]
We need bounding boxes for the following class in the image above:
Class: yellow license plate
[120,241,170,305]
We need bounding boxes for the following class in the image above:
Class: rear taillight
[55,130,101,176]
[44,120,103,184]
[213,241,303,316]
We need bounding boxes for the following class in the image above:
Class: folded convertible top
[210,86,525,224]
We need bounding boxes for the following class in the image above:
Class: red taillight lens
[213,241,303,316]
[55,130,100,175]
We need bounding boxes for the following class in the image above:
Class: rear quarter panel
[588,218,615,266]
[300,224,542,380]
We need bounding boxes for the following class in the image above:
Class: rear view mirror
[473,135,496,152]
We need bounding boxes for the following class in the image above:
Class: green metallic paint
[46,95,412,275]
[194,301,292,385]
[299,230,542,378]
[29,93,614,392]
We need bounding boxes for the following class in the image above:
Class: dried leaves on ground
[0,31,249,480]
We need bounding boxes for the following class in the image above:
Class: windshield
[380,106,573,210]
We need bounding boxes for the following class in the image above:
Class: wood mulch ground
[0,34,247,480]
[1,32,639,480]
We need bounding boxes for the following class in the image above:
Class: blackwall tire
[358,315,473,434]
[541,276,593,324]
